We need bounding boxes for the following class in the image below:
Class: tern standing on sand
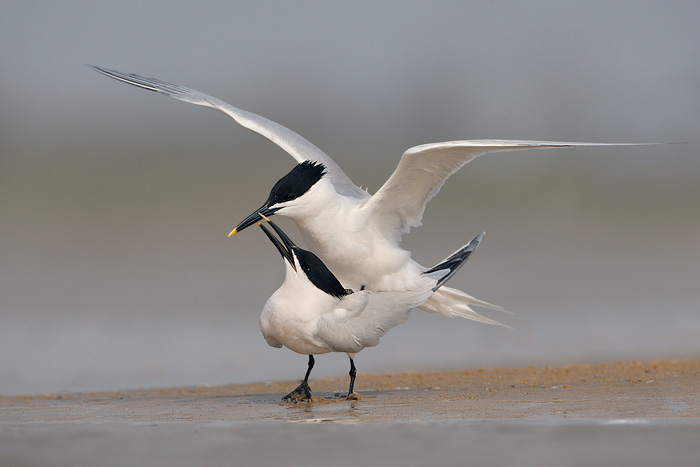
[256,217,484,401]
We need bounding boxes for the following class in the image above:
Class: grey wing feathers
[88,65,368,199]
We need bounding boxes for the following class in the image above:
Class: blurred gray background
[1,1,698,395]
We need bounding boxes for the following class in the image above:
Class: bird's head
[230,161,326,236]
[257,217,349,299]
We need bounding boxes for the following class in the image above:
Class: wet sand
[2,359,699,466]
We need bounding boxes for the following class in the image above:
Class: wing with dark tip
[88,65,369,199]
[423,232,484,291]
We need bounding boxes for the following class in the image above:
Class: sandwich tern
[257,216,484,401]
[88,66,658,325]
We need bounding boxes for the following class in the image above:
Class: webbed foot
[283,381,312,403]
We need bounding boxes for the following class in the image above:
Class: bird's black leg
[283,355,314,402]
[346,357,359,400]
[303,354,315,384]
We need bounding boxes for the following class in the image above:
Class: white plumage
[89,66,664,400]
[89,66,658,327]
[256,218,482,400]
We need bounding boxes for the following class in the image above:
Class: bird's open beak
[257,218,297,271]
[229,204,280,237]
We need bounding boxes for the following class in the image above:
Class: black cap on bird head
[257,217,349,299]
[230,161,326,235]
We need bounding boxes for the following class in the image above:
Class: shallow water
[2,419,699,467]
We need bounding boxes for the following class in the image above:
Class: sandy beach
[2,359,699,465]
[3,359,699,423]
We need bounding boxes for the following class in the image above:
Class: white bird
[88,66,658,325]
[256,216,484,401]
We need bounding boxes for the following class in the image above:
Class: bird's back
[315,287,434,354]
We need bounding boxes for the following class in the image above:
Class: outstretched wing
[88,65,368,199]
[363,140,660,240]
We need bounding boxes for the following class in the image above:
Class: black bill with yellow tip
[229,204,281,237]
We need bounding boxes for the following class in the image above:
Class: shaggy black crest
[294,247,349,299]
[266,161,326,207]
